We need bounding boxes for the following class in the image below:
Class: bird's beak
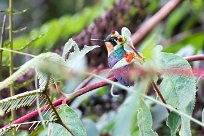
[90,39,107,43]
[90,39,114,56]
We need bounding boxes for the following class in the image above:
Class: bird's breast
[107,47,134,86]
[108,48,126,68]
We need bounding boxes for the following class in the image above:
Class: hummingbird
[91,28,141,86]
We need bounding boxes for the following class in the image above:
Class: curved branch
[5,99,63,127]
[3,77,116,127]
[70,77,116,100]
[131,0,183,46]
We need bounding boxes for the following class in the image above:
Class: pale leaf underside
[0,120,53,136]
[0,89,42,113]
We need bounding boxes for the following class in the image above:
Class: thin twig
[0,47,36,57]
[74,66,104,91]
[151,81,170,113]
[69,77,116,100]
[144,95,204,127]
[91,74,204,127]
[129,34,169,113]
[74,75,94,90]
[131,0,183,46]
[43,76,74,136]
[0,15,6,80]
[59,122,75,136]
[184,55,204,62]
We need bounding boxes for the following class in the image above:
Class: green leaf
[0,89,42,114]
[51,104,86,136]
[158,52,197,136]
[0,52,66,90]
[140,32,159,60]
[112,79,154,136]
[64,39,99,72]
[137,101,158,136]
[166,112,181,136]
[98,110,117,134]
[83,119,99,136]
[62,39,77,59]
[17,130,29,136]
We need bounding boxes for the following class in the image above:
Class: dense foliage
[0,0,204,136]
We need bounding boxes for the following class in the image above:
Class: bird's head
[90,30,125,55]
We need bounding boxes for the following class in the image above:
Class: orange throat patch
[105,42,114,56]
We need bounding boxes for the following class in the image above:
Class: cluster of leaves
[0,39,99,135]
[0,36,201,136]
[96,43,197,136]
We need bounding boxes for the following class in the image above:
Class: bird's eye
[110,38,117,46]
[109,37,118,46]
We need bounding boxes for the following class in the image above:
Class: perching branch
[131,0,183,46]
[69,77,116,100]
[73,66,104,91]
[3,77,116,129]
[184,55,204,62]
[151,81,170,113]
[6,99,63,127]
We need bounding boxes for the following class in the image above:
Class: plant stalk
[8,0,16,135]
[128,39,169,113]
[151,81,170,113]
[43,76,75,136]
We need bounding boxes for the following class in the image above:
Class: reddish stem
[74,66,104,91]
[5,98,63,127]
[71,77,116,99]
[3,77,116,128]
[184,55,204,62]
[151,81,170,113]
